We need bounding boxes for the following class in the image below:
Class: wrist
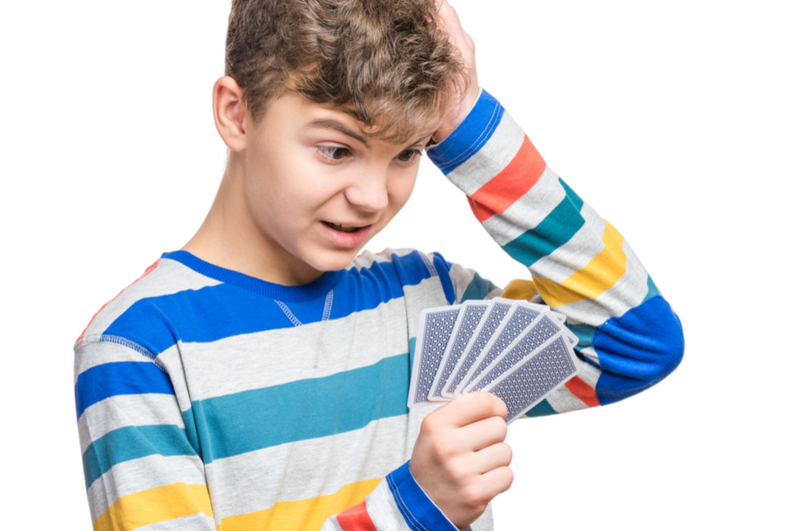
[386,461,463,531]
[434,87,483,144]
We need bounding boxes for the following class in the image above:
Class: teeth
[326,222,360,233]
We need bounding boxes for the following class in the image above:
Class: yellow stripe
[501,279,538,301]
[93,483,213,531]
[219,478,381,531]
[533,220,627,307]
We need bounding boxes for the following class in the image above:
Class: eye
[396,149,421,163]
[318,146,351,161]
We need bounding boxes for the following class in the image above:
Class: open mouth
[322,221,364,233]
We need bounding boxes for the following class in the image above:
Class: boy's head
[225,0,464,143]
[195,0,469,286]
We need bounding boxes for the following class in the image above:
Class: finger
[469,441,513,475]
[473,466,514,499]
[454,415,508,451]
[434,392,508,429]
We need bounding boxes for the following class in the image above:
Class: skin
[186,1,511,527]
[184,85,428,286]
[412,4,514,528]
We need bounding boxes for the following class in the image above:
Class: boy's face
[239,91,429,285]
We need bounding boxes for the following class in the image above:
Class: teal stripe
[525,399,557,417]
[643,275,660,302]
[460,272,498,303]
[501,178,586,267]
[566,323,596,349]
[191,354,411,463]
[82,425,196,489]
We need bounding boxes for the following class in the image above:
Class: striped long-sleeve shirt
[74,89,684,531]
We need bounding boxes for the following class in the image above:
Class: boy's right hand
[410,392,513,528]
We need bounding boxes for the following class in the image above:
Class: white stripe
[367,480,411,531]
[74,339,159,382]
[78,394,186,453]
[205,413,426,519]
[529,203,607,282]
[320,518,345,531]
[157,296,413,401]
[448,263,476,303]
[480,166,565,247]
[445,112,526,195]
[471,505,495,531]
[576,357,602,387]
[137,513,217,531]
[402,276,451,338]
[80,258,220,343]
[578,346,602,367]
[486,287,504,300]
[545,385,591,414]
[87,454,206,521]
[352,247,420,268]
[546,241,650,326]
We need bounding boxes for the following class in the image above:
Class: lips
[322,221,365,233]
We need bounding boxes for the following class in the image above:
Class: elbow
[592,296,684,405]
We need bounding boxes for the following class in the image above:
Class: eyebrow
[307,119,369,147]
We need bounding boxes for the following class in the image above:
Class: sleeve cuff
[385,461,465,531]
[427,88,504,175]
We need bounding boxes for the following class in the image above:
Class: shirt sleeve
[75,338,217,530]
[426,89,685,414]
[321,463,464,531]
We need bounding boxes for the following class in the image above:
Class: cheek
[389,173,418,211]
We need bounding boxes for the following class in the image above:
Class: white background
[1,1,793,528]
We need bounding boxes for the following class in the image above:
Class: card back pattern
[487,335,577,423]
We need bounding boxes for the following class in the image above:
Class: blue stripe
[594,296,684,405]
[525,398,557,417]
[431,253,456,305]
[387,462,457,531]
[644,275,660,302]
[501,178,586,267]
[460,272,498,303]
[75,361,174,421]
[189,354,411,463]
[427,89,504,175]
[82,425,196,489]
[566,323,596,349]
[103,251,439,355]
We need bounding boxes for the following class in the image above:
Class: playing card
[445,298,514,397]
[428,300,490,401]
[458,302,544,393]
[407,306,461,407]
[466,313,563,394]
[484,334,578,423]
[545,308,579,347]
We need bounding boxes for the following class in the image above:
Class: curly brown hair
[225,0,465,143]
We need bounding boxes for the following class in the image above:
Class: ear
[213,76,247,152]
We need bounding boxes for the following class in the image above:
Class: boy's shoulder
[74,253,219,351]
[75,248,454,350]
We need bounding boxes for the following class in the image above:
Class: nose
[344,168,389,213]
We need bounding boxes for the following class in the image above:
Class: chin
[307,249,361,273]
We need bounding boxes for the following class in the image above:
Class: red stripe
[336,500,377,531]
[75,259,160,346]
[468,136,546,223]
[564,376,600,408]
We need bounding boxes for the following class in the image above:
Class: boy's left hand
[433,0,479,142]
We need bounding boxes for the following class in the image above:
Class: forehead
[255,90,440,145]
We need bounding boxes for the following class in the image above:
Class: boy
[74,0,684,530]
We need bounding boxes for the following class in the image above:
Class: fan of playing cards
[408,298,580,423]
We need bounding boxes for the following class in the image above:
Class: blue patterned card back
[485,335,577,423]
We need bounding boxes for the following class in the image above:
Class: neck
[182,154,323,286]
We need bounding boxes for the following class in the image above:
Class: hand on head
[433,0,480,143]
[410,392,513,528]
